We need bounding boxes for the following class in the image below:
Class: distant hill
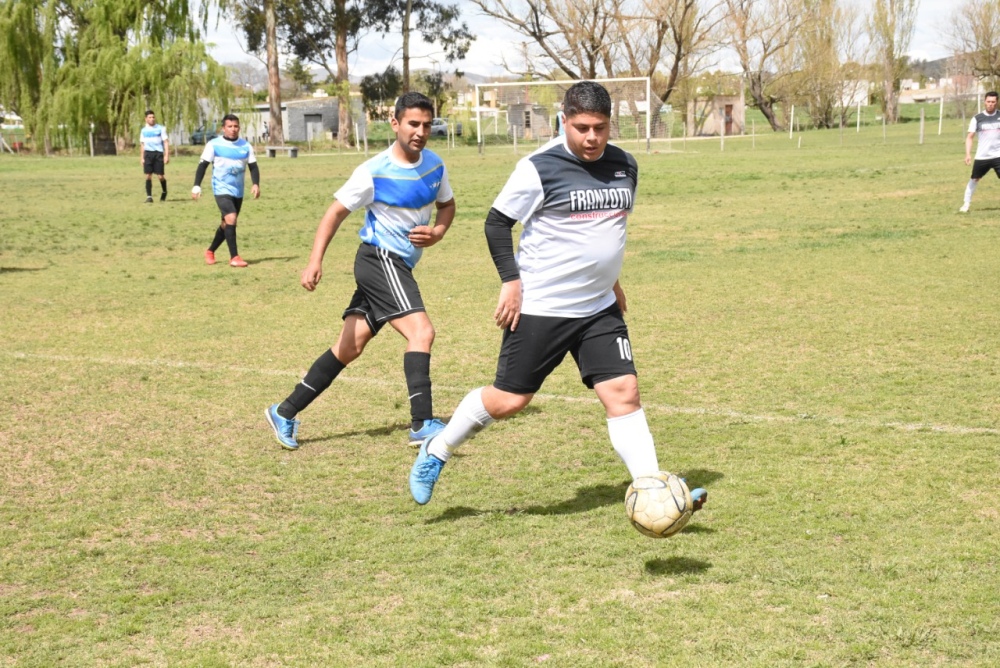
[909,56,949,80]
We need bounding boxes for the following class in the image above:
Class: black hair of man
[222,113,240,124]
[563,81,612,119]
[145,109,155,116]
[394,92,434,120]
[987,91,999,100]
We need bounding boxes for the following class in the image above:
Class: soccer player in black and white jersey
[409,81,707,512]
[960,91,1000,212]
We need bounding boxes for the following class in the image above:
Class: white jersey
[199,136,257,198]
[335,146,453,269]
[140,124,168,152]
[968,111,1000,160]
[492,135,637,317]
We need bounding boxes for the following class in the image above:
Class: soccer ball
[625,472,693,539]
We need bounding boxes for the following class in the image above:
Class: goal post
[473,77,669,154]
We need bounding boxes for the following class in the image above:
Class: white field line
[5,351,999,437]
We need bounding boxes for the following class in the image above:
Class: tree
[0,0,230,154]
[365,0,474,92]
[215,0,286,144]
[867,0,919,123]
[471,0,721,104]
[286,58,315,93]
[416,70,451,117]
[722,0,805,131]
[359,66,402,121]
[948,0,1000,92]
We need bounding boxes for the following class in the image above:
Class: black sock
[278,349,346,418]
[404,351,433,429]
[224,225,238,258]
[208,226,225,252]
[160,180,167,198]
[145,180,152,197]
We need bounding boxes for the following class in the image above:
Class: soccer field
[2,124,999,666]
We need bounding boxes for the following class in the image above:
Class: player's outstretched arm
[301,200,352,292]
[409,198,455,248]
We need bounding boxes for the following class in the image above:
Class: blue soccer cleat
[265,404,300,450]
[408,418,446,446]
[410,437,446,505]
[690,487,708,512]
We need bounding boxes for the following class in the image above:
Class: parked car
[191,125,218,144]
[430,118,462,137]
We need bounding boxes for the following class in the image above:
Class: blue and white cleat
[265,404,300,450]
[409,437,446,505]
[408,418,447,446]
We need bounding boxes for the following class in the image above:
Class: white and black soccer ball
[624,472,693,539]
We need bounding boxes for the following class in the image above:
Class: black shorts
[342,243,425,335]
[971,157,1000,180]
[215,195,243,218]
[143,152,165,175]
[493,304,637,394]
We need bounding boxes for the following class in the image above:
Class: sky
[204,0,958,81]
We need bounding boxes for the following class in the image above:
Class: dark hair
[394,92,434,120]
[563,81,612,119]
[222,113,240,124]
[987,92,999,100]
[145,110,155,116]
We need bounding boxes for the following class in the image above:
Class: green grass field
[2,120,999,667]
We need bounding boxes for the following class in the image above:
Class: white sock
[427,387,494,462]
[607,408,660,479]
[965,180,978,204]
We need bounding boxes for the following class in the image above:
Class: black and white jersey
[492,136,638,317]
[969,110,1000,160]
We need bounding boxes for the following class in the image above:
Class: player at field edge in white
[960,91,1000,213]
[411,81,705,506]
[140,110,169,202]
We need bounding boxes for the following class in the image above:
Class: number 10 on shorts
[616,336,632,361]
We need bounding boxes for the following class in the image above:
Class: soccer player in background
[140,110,169,203]
[408,81,707,511]
[265,92,456,451]
[192,114,259,268]
[960,91,1000,213]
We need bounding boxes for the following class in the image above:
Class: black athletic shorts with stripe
[493,303,637,394]
[343,242,426,335]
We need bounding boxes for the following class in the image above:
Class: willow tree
[0,0,231,154]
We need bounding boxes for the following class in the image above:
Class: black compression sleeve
[249,162,260,186]
[484,207,520,282]
[194,160,210,187]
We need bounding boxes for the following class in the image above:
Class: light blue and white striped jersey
[199,136,257,198]
[334,147,453,268]
[140,124,168,152]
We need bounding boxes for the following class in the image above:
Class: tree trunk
[748,74,783,132]
[402,0,412,93]
[265,0,284,145]
[335,0,352,147]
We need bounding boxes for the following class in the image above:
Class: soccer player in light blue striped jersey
[191,114,260,267]
[140,110,169,202]
[265,92,456,451]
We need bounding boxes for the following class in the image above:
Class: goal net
[472,77,671,153]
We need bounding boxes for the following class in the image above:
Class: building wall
[286,101,340,141]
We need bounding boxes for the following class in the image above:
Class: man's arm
[191,160,210,199]
[966,132,976,166]
[248,162,260,199]
[301,200,352,292]
[409,198,455,248]
[485,207,522,331]
[163,137,169,164]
